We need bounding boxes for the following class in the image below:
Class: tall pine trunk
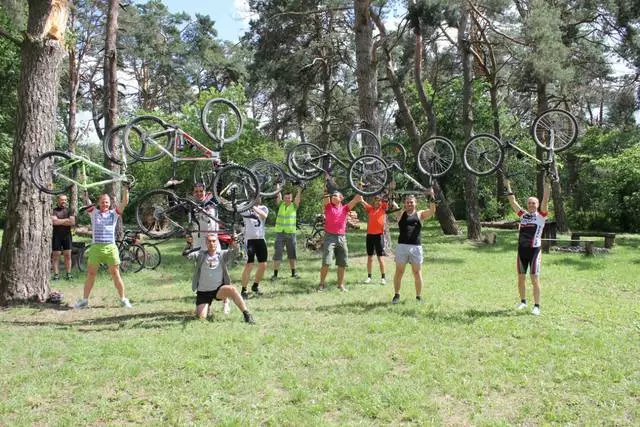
[0,0,69,305]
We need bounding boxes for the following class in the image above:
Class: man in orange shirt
[360,195,389,284]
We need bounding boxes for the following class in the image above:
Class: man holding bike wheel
[74,185,131,309]
[504,177,551,316]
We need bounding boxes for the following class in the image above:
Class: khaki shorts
[322,233,348,267]
[88,243,120,266]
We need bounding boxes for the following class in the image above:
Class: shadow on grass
[0,310,197,331]
[546,257,602,270]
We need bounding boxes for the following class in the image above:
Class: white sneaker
[380,278,386,285]
[364,277,372,284]
[222,299,231,315]
[120,297,132,308]
[532,306,540,316]
[74,298,88,309]
[516,302,527,310]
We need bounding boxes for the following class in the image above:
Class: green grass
[1,224,639,425]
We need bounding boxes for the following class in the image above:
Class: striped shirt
[89,208,121,244]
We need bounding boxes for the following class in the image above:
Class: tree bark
[354,0,379,131]
[0,0,69,305]
[459,2,482,240]
[67,8,79,216]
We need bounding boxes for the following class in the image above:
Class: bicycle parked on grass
[461,109,578,179]
[78,230,146,273]
[348,136,456,197]
[296,214,326,252]
[122,98,259,212]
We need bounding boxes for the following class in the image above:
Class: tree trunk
[67,9,79,216]
[412,25,437,137]
[459,2,482,240]
[354,0,379,132]
[103,0,122,237]
[0,0,69,305]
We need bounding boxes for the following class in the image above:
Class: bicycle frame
[147,126,222,162]
[55,153,128,190]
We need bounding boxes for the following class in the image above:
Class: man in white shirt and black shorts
[240,198,269,299]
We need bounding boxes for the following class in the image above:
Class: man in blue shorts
[504,178,551,316]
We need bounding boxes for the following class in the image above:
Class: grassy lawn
[1,224,638,425]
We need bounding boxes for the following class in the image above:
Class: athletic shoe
[337,285,347,292]
[416,295,422,303]
[65,273,73,280]
[291,273,301,279]
[270,275,278,282]
[516,302,527,310]
[241,290,249,300]
[243,311,256,324]
[317,284,326,292]
[52,274,60,281]
[120,297,132,308]
[251,284,263,296]
[391,294,400,305]
[380,278,386,285]
[532,306,541,316]
[74,298,88,309]
[222,299,231,315]
[364,277,372,284]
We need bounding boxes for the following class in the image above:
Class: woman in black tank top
[390,193,436,304]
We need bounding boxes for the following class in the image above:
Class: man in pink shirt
[318,190,363,291]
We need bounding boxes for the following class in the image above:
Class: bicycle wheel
[349,154,389,196]
[123,115,171,162]
[103,124,139,166]
[287,143,324,180]
[348,128,381,160]
[213,165,259,212]
[31,151,75,195]
[141,243,161,269]
[192,159,216,188]
[136,189,189,239]
[201,98,243,144]
[417,137,456,177]
[119,243,145,273]
[249,160,285,198]
[381,142,407,169]
[327,160,351,193]
[462,134,503,176]
[532,108,578,152]
[306,229,324,251]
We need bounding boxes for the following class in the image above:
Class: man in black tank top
[51,194,75,280]
[390,192,436,304]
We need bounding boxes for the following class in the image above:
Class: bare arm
[419,201,437,221]
[120,185,129,211]
[322,190,331,207]
[253,205,268,221]
[275,183,282,205]
[391,201,403,222]
[540,178,551,213]
[346,194,363,211]
[293,187,302,208]
[503,179,522,214]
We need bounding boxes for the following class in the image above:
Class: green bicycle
[30,150,132,195]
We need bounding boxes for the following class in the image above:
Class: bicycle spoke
[201,99,243,144]
[213,165,259,212]
[462,134,502,176]
[349,155,388,195]
[418,137,455,177]
[532,109,578,152]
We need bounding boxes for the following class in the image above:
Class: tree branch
[0,27,22,47]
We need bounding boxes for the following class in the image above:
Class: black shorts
[195,288,222,306]
[517,246,542,275]
[366,233,385,257]
[52,234,72,251]
[246,238,268,263]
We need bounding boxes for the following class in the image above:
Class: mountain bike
[77,233,146,273]
[286,143,353,192]
[296,214,325,252]
[348,136,456,196]
[461,109,578,178]
[122,98,259,212]
[347,124,382,160]
[246,159,308,198]
[31,150,133,195]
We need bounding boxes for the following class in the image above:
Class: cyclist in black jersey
[390,191,436,304]
[504,178,551,316]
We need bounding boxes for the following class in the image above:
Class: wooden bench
[542,238,598,255]
[570,231,616,249]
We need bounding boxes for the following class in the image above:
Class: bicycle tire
[306,229,324,251]
[31,151,75,195]
[462,134,503,176]
[123,115,171,162]
[192,159,216,189]
[78,244,91,273]
[119,243,145,273]
[201,98,243,144]
[141,243,161,269]
[136,189,188,239]
[418,136,456,177]
[532,108,578,152]
[381,142,407,169]
[248,160,286,198]
[286,143,324,180]
[212,164,259,212]
[348,154,389,196]
[103,124,140,166]
[347,128,381,160]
